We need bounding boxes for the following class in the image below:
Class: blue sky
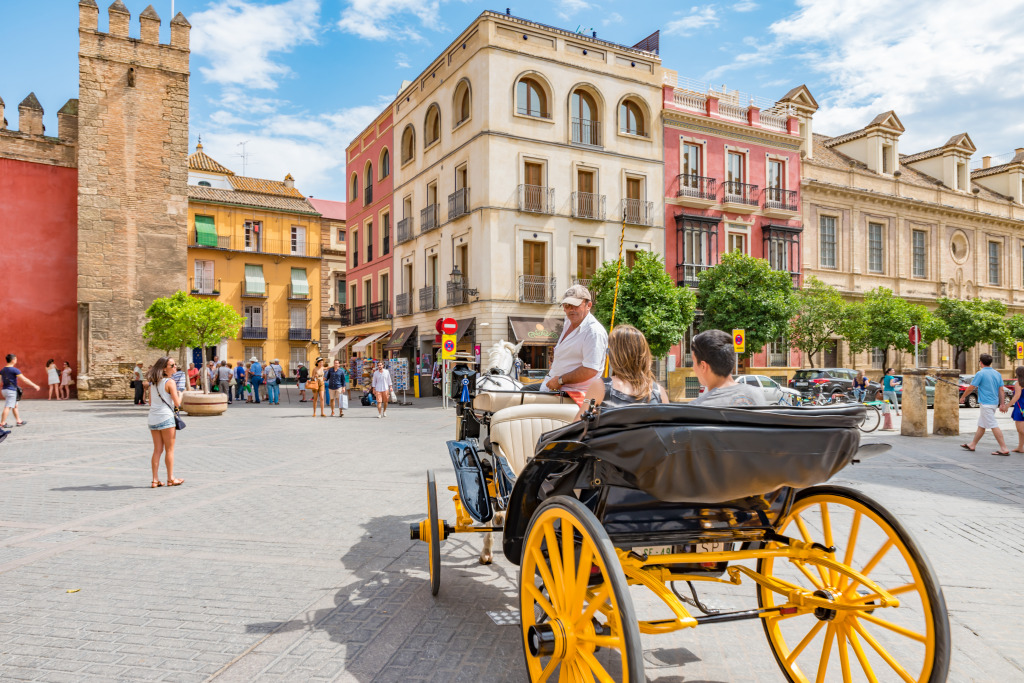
[4,0,1024,200]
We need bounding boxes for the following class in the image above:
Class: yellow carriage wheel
[519,496,644,682]
[757,486,950,682]
[426,469,441,596]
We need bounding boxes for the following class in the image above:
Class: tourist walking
[371,361,393,418]
[249,356,263,404]
[59,361,73,400]
[882,368,901,416]
[309,358,326,417]
[852,370,868,402]
[146,357,184,488]
[1001,365,1024,454]
[46,359,60,400]
[326,358,346,416]
[216,361,233,404]
[234,361,246,401]
[265,358,282,405]
[2,354,41,427]
[187,362,199,390]
[961,353,1010,455]
[171,361,188,394]
[297,363,309,402]
[132,361,146,405]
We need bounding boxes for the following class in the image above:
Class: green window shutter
[195,215,218,247]
[244,264,265,295]
[291,268,309,296]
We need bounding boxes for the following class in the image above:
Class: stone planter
[180,391,227,416]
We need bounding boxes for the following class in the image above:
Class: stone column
[933,369,960,436]
[900,369,928,437]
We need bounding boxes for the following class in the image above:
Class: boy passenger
[688,330,766,407]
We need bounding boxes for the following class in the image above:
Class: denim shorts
[149,417,175,431]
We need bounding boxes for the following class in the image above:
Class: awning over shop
[290,267,309,296]
[385,326,418,350]
[508,316,564,346]
[351,330,388,353]
[195,215,218,247]
[455,318,475,342]
[329,336,356,355]
[244,264,266,295]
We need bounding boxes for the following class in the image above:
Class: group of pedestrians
[45,360,74,399]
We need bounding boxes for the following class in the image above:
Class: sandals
[166,478,184,486]
[959,444,975,452]
[15,421,26,427]
[992,451,1010,456]
[151,480,164,488]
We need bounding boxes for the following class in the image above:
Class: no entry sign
[441,317,458,335]
[909,325,921,344]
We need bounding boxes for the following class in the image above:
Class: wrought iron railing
[676,263,711,288]
[518,275,557,303]
[382,229,390,255]
[288,284,310,300]
[368,300,391,321]
[353,305,366,325]
[571,118,601,146]
[517,184,554,214]
[677,174,717,201]
[189,277,220,295]
[516,106,551,119]
[722,181,760,206]
[447,281,471,306]
[240,280,267,298]
[241,326,268,339]
[622,198,654,226]
[395,293,412,316]
[448,188,470,220]
[288,328,312,341]
[338,308,350,326]
[396,217,414,245]
[419,286,438,312]
[191,236,321,258]
[764,187,798,212]
[572,277,593,290]
[571,191,606,220]
[420,204,440,233]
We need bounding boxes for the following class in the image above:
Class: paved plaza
[0,393,1022,682]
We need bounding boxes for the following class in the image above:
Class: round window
[950,230,969,264]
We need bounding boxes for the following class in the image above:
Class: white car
[735,374,801,404]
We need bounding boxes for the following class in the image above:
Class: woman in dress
[59,361,73,400]
[1003,365,1024,453]
[145,357,184,488]
[45,359,60,400]
[310,358,327,417]
[576,325,668,419]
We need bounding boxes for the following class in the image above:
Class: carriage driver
[542,284,609,405]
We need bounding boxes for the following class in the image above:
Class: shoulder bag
[156,380,186,430]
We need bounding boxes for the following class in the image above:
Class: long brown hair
[607,325,655,400]
[146,357,173,384]
[1015,365,1024,385]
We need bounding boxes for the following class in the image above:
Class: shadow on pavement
[50,484,143,492]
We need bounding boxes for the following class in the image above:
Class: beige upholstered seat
[489,403,580,476]
[473,390,573,413]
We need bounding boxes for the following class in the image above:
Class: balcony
[763,187,799,216]
[188,235,322,258]
[572,277,593,291]
[420,204,440,233]
[519,274,557,304]
[419,286,439,312]
[353,305,367,325]
[571,117,601,147]
[395,293,412,317]
[364,185,373,205]
[722,181,759,212]
[571,191,606,220]
[240,280,267,298]
[190,233,232,250]
[517,184,554,214]
[517,106,552,119]
[676,263,711,288]
[288,284,310,300]
[189,277,220,296]
[448,188,470,220]
[447,281,472,306]
[622,198,654,226]
[241,326,268,340]
[369,300,391,322]
[676,174,717,208]
[397,217,415,245]
[337,307,351,326]
[288,328,312,341]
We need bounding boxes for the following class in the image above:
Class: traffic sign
[732,329,745,354]
[441,317,458,335]
[441,334,456,360]
[1017,341,1023,360]
[909,325,921,345]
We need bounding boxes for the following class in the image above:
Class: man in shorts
[687,330,766,407]
[2,354,41,427]
[961,353,1010,455]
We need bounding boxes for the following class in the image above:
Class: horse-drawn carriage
[410,345,950,682]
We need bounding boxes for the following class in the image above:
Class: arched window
[454,80,471,126]
[351,173,358,202]
[401,126,415,164]
[365,163,373,189]
[380,148,390,178]
[197,180,211,187]
[571,89,599,145]
[424,105,441,147]
[516,77,548,118]
[620,99,645,136]
[364,163,373,203]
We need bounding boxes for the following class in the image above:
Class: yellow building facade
[186,144,322,375]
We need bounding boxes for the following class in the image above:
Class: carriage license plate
[695,541,727,553]
[631,545,675,557]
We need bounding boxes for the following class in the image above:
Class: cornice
[662,114,800,150]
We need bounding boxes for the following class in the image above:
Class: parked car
[789,368,880,399]
[892,375,935,408]
[958,374,1014,408]
[735,374,801,404]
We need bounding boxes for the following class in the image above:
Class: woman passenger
[576,325,668,419]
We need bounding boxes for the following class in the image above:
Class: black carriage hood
[534,403,865,504]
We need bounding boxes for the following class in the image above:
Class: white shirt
[371,368,393,392]
[543,313,609,392]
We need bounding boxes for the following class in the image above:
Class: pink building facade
[663,77,805,372]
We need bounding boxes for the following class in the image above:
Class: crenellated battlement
[78,1,190,72]
[0,93,79,167]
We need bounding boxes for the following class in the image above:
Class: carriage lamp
[328,304,336,316]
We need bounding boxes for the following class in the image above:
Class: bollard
[900,369,928,437]
[933,369,960,436]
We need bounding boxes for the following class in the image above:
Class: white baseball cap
[560,284,593,306]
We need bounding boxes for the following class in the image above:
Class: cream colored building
[391,10,664,379]
[790,89,1024,375]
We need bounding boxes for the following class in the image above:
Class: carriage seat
[473,390,574,413]
[489,403,580,476]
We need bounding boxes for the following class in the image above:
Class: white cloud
[732,1,758,11]
[665,5,719,36]
[557,0,592,19]
[337,0,443,41]
[602,12,624,26]
[395,52,411,69]
[190,0,321,90]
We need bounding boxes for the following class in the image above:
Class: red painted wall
[0,158,78,398]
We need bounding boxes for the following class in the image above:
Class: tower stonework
[76,1,190,398]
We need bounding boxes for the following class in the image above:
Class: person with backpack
[264,358,282,405]
[296,363,309,402]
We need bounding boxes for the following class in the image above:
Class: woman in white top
[146,357,184,488]
[46,359,60,400]
[371,361,393,418]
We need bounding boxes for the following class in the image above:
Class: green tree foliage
[788,276,846,366]
[838,301,872,367]
[1004,314,1024,355]
[935,297,1009,368]
[143,291,191,354]
[695,252,796,360]
[590,250,696,358]
[860,287,927,368]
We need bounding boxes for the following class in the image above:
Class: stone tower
[76,1,190,398]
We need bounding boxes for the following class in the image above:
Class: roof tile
[189,185,319,214]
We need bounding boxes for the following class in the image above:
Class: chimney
[18,92,44,136]
[58,99,79,143]
[284,174,295,189]
[982,156,992,169]
[79,0,99,31]
[170,12,191,49]
[139,5,160,44]
[108,0,130,37]
[0,95,5,130]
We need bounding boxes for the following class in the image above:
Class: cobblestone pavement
[0,394,1022,682]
